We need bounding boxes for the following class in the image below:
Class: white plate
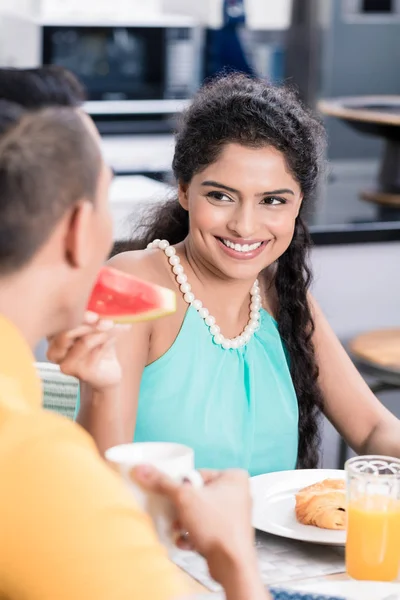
[288,579,400,599]
[251,469,346,546]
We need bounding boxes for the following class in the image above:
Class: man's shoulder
[0,405,138,520]
[0,404,185,600]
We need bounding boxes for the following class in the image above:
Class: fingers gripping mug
[105,442,203,548]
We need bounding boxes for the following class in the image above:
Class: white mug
[105,442,203,548]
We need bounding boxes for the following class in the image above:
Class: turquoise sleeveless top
[75,307,299,476]
[135,307,298,476]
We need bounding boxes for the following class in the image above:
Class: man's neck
[0,268,57,350]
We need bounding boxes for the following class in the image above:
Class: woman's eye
[262,196,286,206]
[206,191,233,202]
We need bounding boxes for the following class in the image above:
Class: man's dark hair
[0,101,101,275]
[0,65,86,108]
[0,99,24,135]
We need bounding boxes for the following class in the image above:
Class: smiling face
[178,143,303,282]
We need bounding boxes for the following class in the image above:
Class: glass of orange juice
[346,455,400,581]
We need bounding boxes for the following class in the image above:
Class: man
[0,64,86,107]
[0,72,268,599]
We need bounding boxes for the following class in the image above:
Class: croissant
[295,479,346,530]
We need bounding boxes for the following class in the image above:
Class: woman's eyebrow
[201,180,295,197]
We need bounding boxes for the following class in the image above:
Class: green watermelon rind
[88,266,177,323]
[110,306,176,323]
[108,287,177,323]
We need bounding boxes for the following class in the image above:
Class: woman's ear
[178,181,189,211]
[295,193,304,218]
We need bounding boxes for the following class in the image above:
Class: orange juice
[346,496,400,581]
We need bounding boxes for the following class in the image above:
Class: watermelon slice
[87,266,176,323]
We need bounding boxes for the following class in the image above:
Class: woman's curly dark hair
[115,73,326,469]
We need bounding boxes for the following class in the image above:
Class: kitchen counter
[109,175,171,241]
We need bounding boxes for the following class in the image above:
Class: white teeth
[222,239,262,252]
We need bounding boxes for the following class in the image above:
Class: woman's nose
[227,204,258,239]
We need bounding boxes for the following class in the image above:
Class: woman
[48,73,400,474]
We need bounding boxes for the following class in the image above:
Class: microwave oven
[1,13,203,116]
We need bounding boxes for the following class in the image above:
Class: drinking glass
[346,455,400,581]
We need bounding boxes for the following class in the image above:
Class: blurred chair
[338,329,400,467]
[35,362,78,420]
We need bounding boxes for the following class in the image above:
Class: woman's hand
[47,311,128,391]
[133,467,258,585]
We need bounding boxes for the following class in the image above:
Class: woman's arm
[310,295,400,457]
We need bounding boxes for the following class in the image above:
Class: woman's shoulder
[107,248,174,288]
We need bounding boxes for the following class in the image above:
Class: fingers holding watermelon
[47,267,176,393]
[47,311,130,391]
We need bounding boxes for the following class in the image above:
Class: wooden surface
[349,328,400,371]
[360,190,400,207]
[318,96,400,126]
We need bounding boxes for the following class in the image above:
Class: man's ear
[64,200,95,268]
[178,181,189,211]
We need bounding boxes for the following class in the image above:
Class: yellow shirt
[0,315,187,600]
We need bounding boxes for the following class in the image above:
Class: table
[318,96,400,217]
[182,571,352,596]
[172,531,348,596]
[181,565,354,598]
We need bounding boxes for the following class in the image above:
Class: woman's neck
[177,238,262,327]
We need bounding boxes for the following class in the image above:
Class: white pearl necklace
[147,239,262,350]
